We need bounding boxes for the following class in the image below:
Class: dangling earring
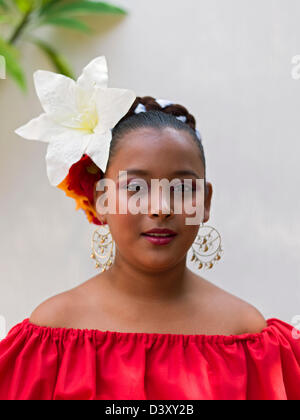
[91,224,115,271]
[190,222,224,270]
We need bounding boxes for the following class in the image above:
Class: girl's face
[94,126,212,271]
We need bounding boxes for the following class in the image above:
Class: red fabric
[0,318,300,400]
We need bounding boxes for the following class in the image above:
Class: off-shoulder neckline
[20,317,283,344]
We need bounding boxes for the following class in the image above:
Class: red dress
[0,317,300,400]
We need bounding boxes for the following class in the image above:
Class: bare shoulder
[229,296,267,334]
[29,290,75,328]
[214,286,267,334]
[29,274,106,328]
[29,271,118,329]
[190,272,267,334]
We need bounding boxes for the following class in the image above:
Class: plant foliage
[0,0,127,91]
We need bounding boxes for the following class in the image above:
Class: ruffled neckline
[20,317,284,345]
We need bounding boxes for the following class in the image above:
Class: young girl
[0,57,300,400]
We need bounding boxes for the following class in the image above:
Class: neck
[101,252,192,304]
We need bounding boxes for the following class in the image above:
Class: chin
[137,255,179,271]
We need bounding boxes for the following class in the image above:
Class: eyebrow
[118,169,202,178]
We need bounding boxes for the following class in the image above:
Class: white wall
[1,0,300,332]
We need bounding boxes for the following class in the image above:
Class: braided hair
[57,96,207,225]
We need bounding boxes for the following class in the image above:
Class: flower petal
[14,113,63,143]
[77,56,108,93]
[85,130,112,174]
[45,132,91,186]
[33,70,79,123]
[95,87,136,132]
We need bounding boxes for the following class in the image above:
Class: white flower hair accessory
[15,56,136,186]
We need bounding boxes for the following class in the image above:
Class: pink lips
[142,236,176,245]
[141,228,178,246]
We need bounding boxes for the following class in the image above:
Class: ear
[203,181,213,223]
[93,182,107,225]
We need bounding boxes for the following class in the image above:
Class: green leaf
[30,38,75,79]
[45,1,127,17]
[0,0,9,9]
[41,16,93,33]
[13,0,34,13]
[38,0,66,16]
[0,37,27,91]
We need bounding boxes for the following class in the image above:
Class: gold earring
[91,224,115,271]
[190,222,224,270]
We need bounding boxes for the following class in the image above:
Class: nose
[148,189,174,220]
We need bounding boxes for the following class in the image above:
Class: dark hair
[107,96,208,198]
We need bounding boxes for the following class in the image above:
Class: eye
[127,181,146,192]
[172,183,194,193]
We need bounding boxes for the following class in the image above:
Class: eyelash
[125,182,196,193]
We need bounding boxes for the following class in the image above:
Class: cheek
[179,220,200,244]
[180,190,205,224]
[188,225,201,243]
[107,213,141,244]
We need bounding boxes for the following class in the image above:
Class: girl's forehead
[113,127,200,159]
[120,126,194,144]
[107,128,204,178]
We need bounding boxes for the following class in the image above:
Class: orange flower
[57,155,103,225]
